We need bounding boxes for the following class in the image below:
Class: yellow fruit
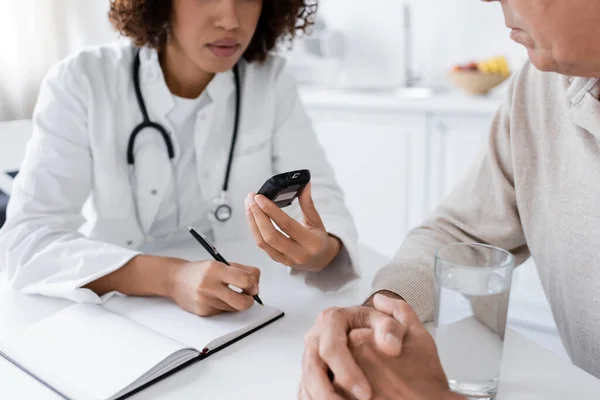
[477,56,510,77]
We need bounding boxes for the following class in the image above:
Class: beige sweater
[373,62,600,378]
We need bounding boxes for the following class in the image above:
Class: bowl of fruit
[449,56,511,95]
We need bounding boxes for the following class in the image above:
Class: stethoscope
[128,48,241,238]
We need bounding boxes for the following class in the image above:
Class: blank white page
[4,303,189,400]
[104,296,282,351]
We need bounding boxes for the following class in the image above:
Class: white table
[1,239,599,399]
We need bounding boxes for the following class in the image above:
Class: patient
[300,0,600,398]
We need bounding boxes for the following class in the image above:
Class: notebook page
[114,351,197,400]
[204,305,283,350]
[104,296,282,351]
[4,303,193,400]
[119,351,197,398]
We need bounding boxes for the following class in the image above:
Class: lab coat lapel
[195,70,236,200]
[134,47,178,234]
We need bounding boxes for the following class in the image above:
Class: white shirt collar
[139,46,236,107]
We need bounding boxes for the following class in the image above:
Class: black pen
[187,226,263,306]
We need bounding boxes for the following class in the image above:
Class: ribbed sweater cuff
[370,267,435,322]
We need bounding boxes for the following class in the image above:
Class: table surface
[1,239,599,400]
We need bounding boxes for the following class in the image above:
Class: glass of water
[434,243,514,399]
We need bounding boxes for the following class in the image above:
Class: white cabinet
[308,108,427,258]
[426,114,493,213]
[302,89,499,257]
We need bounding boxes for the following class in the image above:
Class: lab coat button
[151,189,158,196]
[126,240,133,246]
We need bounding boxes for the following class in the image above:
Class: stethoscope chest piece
[210,191,233,223]
[214,203,233,223]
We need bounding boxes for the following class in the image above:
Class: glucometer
[257,169,311,208]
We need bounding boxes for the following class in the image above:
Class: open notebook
[0,296,283,400]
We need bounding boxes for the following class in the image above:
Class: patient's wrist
[363,290,405,308]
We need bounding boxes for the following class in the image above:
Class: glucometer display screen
[274,191,297,203]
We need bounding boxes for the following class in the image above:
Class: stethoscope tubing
[127,48,241,231]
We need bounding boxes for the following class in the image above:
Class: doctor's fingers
[214,284,255,311]
[246,200,308,261]
[245,206,295,266]
[251,194,307,239]
[298,184,325,230]
[229,262,261,281]
[201,296,238,314]
[218,267,260,296]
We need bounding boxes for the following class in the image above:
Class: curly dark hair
[108,0,318,62]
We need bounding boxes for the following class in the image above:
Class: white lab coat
[0,42,359,303]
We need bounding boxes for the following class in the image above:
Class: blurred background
[0,0,528,120]
[0,0,564,359]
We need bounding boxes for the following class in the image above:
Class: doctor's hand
[169,261,260,317]
[245,183,341,272]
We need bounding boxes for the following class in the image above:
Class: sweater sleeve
[371,77,530,322]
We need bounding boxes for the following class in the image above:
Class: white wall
[0,0,117,121]
[316,0,409,88]
[319,0,528,89]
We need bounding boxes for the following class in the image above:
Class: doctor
[0,0,359,317]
